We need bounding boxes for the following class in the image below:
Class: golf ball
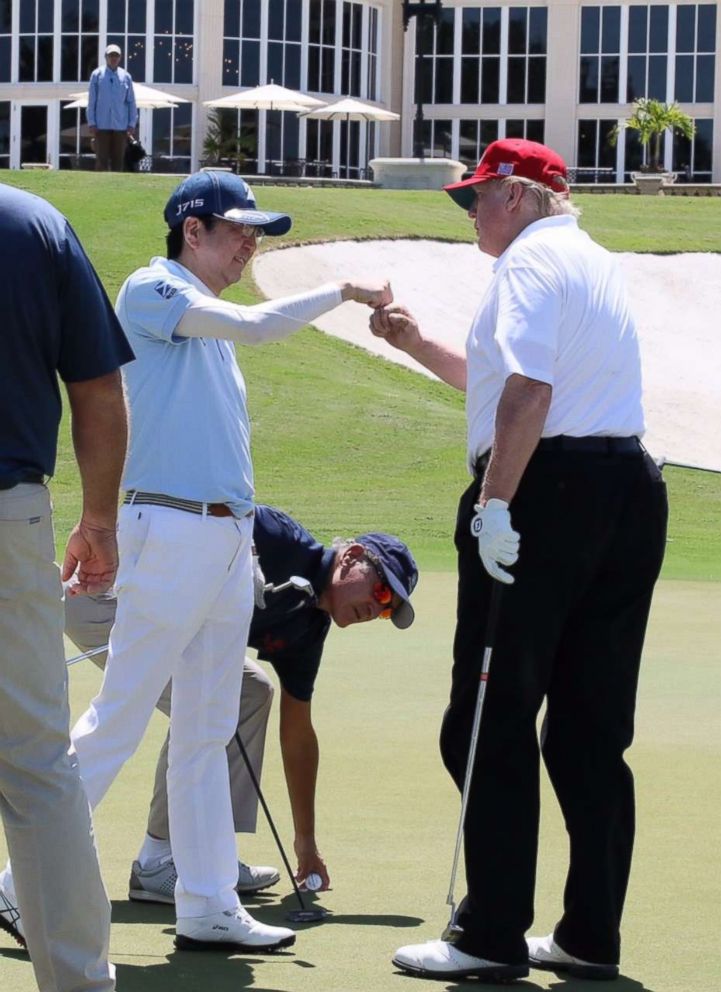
[305,872,323,891]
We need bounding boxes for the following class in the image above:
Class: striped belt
[123,491,234,517]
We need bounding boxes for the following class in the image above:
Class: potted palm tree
[611,99,696,194]
[202,108,255,173]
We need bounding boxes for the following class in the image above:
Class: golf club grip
[233,731,308,910]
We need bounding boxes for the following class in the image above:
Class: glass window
[508,8,527,56]
[697,5,716,49]
[154,0,194,84]
[0,101,9,168]
[580,9,599,55]
[461,58,478,103]
[580,56,599,103]
[648,54,666,98]
[223,37,239,86]
[507,58,525,103]
[600,56,619,102]
[243,0,261,37]
[529,8,546,54]
[696,54,714,102]
[0,36,9,81]
[462,9,480,55]
[435,60,453,103]
[648,5,668,53]
[224,0,240,38]
[436,8,454,56]
[483,8,501,54]
[675,54,694,102]
[240,40,259,86]
[481,57,499,103]
[527,57,545,102]
[628,6,647,52]
[676,5,695,52]
[626,55,646,101]
[601,6,620,54]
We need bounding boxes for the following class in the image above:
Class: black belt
[536,435,641,454]
[474,435,641,476]
[0,474,44,490]
[123,491,234,517]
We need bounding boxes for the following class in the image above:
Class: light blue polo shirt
[116,257,254,517]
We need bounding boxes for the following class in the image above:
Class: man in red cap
[371,139,667,982]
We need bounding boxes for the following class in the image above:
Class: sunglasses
[366,553,394,620]
[234,224,265,242]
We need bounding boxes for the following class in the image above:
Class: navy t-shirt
[250,505,335,702]
[0,184,134,486]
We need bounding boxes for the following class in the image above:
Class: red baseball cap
[444,138,569,210]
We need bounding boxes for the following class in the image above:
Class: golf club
[66,644,108,667]
[66,576,316,669]
[263,575,316,597]
[655,456,721,474]
[442,579,504,941]
[233,729,327,924]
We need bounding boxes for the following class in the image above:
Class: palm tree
[202,108,255,170]
[610,99,695,172]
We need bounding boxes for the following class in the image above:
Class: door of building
[11,102,58,169]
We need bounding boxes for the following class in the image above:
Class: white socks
[137,834,172,869]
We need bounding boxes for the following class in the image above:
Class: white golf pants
[70,503,254,918]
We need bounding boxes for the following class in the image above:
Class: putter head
[286,907,328,923]
[288,576,315,598]
[441,919,464,942]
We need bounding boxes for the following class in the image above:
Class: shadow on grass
[397,973,660,991]
[116,948,300,992]
[112,893,424,931]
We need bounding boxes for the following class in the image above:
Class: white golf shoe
[527,933,619,980]
[0,871,25,949]
[392,938,528,982]
[175,906,295,953]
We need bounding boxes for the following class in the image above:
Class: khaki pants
[65,592,273,839]
[94,131,127,171]
[0,485,113,992]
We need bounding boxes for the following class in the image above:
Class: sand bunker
[254,240,721,472]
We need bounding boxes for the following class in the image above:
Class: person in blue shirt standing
[0,184,133,990]
[87,44,137,172]
[60,505,418,904]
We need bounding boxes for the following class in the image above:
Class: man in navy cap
[60,505,418,904]
[1,171,392,956]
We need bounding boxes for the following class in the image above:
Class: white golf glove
[470,499,520,585]
[252,553,267,609]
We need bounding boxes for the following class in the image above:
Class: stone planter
[369,157,466,190]
[631,171,677,195]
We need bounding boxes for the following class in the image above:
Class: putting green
[1,575,718,992]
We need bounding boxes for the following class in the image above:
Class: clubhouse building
[0,0,718,181]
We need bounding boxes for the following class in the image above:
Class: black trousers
[442,444,668,966]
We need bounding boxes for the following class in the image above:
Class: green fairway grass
[1,172,719,579]
[0,577,718,992]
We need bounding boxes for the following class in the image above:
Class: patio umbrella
[204,83,325,112]
[64,82,189,109]
[299,97,400,123]
[300,97,400,177]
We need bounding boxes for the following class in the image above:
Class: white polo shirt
[466,215,645,467]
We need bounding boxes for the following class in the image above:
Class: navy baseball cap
[164,171,292,236]
[356,532,418,630]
